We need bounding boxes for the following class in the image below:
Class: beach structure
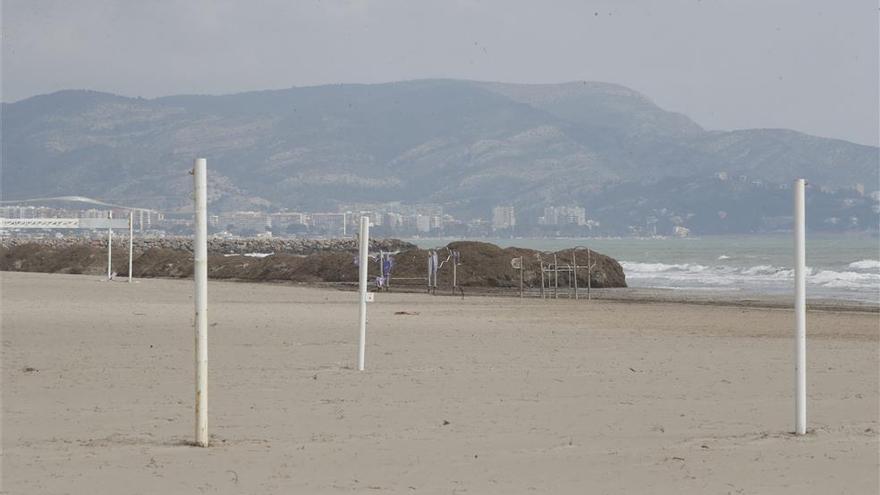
[429,248,463,297]
[533,248,597,300]
[0,212,135,282]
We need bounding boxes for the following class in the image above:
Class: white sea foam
[621,260,879,292]
[848,259,880,271]
[717,255,730,260]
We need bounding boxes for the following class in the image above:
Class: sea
[406,234,880,303]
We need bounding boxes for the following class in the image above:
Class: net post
[794,178,807,435]
[193,158,209,447]
[107,211,112,280]
[358,216,369,371]
[128,211,134,283]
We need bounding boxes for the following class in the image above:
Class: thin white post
[572,250,578,300]
[193,158,209,447]
[107,211,113,280]
[540,263,545,299]
[519,257,524,298]
[427,253,432,293]
[358,216,369,371]
[452,256,457,293]
[553,254,558,299]
[587,249,592,301]
[794,178,807,435]
[128,211,134,283]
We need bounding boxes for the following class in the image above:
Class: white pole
[107,211,113,280]
[427,253,432,292]
[572,250,578,300]
[553,254,558,299]
[587,249,592,301]
[452,255,457,294]
[193,158,209,447]
[519,257,524,298]
[128,211,134,283]
[794,178,807,435]
[358,216,369,371]
[540,263,545,299]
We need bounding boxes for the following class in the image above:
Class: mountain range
[2,79,877,233]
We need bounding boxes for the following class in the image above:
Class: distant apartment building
[415,214,432,233]
[137,210,161,231]
[383,212,404,229]
[491,206,516,231]
[540,206,586,226]
[310,213,346,234]
[218,211,270,233]
[269,212,307,232]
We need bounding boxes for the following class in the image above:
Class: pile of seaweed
[0,240,626,289]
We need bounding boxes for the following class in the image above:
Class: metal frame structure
[1,214,136,282]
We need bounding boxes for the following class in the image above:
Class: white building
[491,206,516,231]
[540,206,586,226]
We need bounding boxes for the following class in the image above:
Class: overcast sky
[2,0,878,145]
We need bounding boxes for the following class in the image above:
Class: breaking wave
[621,261,880,293]
[848,259,880,271]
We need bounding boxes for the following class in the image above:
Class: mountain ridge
[2,79,877,233]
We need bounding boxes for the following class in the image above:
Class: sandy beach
[2,271,878,494]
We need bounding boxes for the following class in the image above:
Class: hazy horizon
[3,0,878,146]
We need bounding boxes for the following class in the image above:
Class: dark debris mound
[0,239,626,288]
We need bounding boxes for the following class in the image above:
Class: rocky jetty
[0,236,413,255]
[0,238,627,289]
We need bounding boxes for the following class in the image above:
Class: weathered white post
[572,249,578,300]
[193,158,209,447]
[540,263,545,299]
[587,249,592,300]
[793,178,807,435]
[519,257,524,298]
[452,255,457,294]
[107,211,113,280]
[128,211,134,283]
[553,253,558,299]
[358,216,369,371]
[427,252,432,293]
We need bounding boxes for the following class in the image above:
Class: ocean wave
[621,260,879,292]
[619,261,708,273]
[848,259,880,271]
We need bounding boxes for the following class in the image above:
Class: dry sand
[2,271,878,494]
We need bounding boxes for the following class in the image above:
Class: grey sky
[3,0,878,145]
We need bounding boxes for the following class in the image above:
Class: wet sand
[2,271,878,494]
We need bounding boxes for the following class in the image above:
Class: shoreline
[5,270,876,313]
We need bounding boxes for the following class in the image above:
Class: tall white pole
[794,178,807,435]
[193,158,209,447]
[107,211,113,280]
[128,211,134,283]
[358,216,369,371]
